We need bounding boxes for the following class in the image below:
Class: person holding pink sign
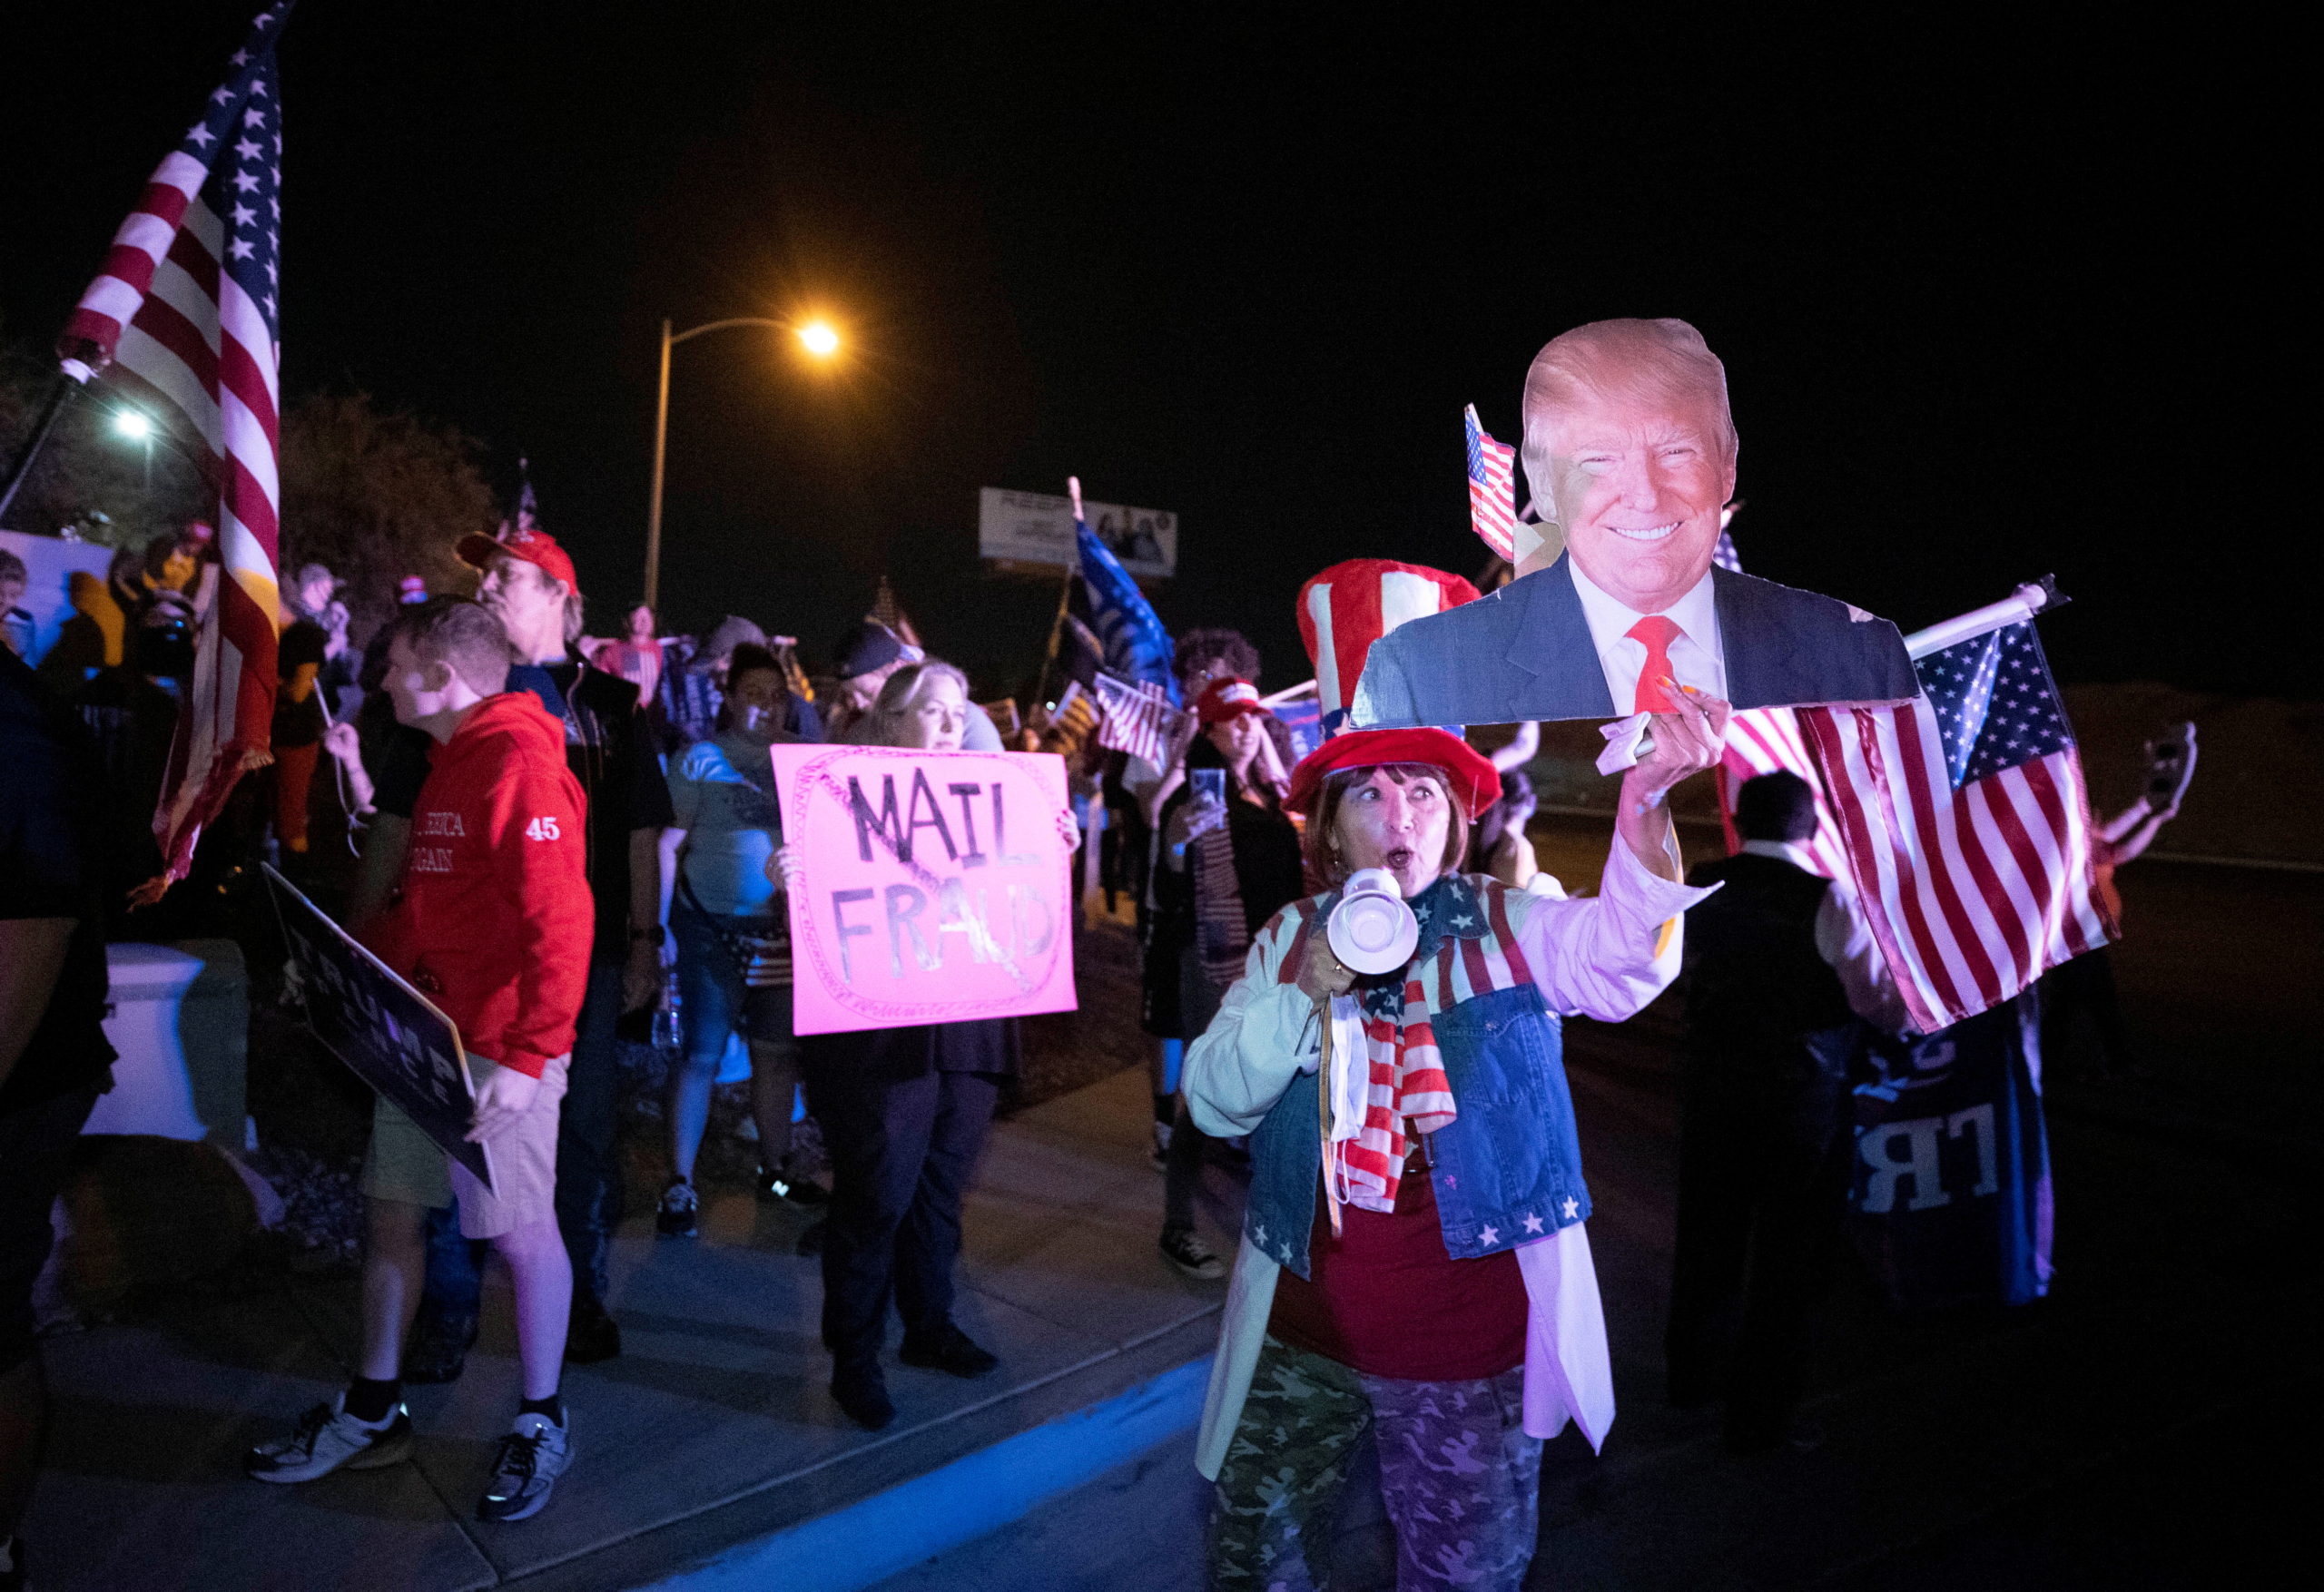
[773,660,1078,1430]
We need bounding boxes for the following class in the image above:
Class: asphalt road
[871,823,2320,1591]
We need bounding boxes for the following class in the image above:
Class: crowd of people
[0,319,2188,1590]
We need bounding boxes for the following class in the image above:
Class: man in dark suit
[1354,318,1919,729]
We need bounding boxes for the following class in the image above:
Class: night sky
[2,5,2294,697]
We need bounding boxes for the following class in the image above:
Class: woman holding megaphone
[1184,683,1727,1592]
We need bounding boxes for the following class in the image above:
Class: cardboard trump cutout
[1353,319,1920,730]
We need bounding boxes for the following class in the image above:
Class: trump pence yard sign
[770,744,1078,1035]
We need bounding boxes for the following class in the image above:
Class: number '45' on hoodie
[368,691,595,1077]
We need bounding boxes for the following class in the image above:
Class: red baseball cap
[1194,677,1267,724]
[456,523,581,598]
[1284,727,1500,819]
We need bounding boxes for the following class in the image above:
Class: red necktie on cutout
[1628,614,1683,713]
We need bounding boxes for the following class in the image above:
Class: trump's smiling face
[1537,388,1734,615]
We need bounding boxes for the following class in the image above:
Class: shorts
[362,1052,568,1240]
[673,898,795,1054]
[0,1086,102,1372]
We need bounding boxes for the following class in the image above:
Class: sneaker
[1159,1229,1227,1281]
[565,1293,622,1364]
[830,1361,895,1430]
[246,1395,414,1482]
[477,1410,574,1523]
[898,1321,1000,1378]
[655,1178,700,1239]
[756,1161,829,1208]
[402,1304,478,1384]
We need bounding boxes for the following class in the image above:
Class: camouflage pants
[1208,1335,1542,1591]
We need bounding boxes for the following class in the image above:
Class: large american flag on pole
[1462,404,1520,562]
[58,3,292,888]
[1797,622,2115,1034]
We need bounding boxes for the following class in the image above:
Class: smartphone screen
[1191,768,1227,808]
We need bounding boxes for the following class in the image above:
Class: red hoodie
[369,693,594,1078]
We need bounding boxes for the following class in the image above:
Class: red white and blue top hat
[1285,559,1499,818]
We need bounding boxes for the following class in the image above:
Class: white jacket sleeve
[1511,837,1719,1021]
[1816,880,1910,1033]
[1183,921,1320,1139]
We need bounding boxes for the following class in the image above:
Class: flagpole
[0,369,88,527]
[1031,476,1085,708]
[1904,576,2066,659]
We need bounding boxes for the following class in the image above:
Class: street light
[643,315,842,613]
[113,408,156,488]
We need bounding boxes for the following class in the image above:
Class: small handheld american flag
[1462,404,1520,562]
[60,2,295,891]
[1093,672,1188,767]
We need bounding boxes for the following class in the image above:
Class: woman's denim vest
[1243,898,1593,1276]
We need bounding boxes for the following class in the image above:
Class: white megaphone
[1325,868,1420,976]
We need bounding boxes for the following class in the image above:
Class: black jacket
[1682,852,1856,1064]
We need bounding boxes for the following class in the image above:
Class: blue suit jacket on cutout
[1351,555,1920,728]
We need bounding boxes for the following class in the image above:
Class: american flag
[1463,404,1519,562]
[1092,671,1187,767]
[1798,622,2115,1032]
[59,2,293,888]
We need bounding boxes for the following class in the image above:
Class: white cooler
[84,939,251,1147]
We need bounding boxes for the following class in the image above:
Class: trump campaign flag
[58,2,294,888]
[1070,477,1177,705]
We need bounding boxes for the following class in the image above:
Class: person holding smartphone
[1149,679,1305,1280]
[2042,722,2195,1076]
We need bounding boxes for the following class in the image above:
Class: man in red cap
[349,522,675,1375]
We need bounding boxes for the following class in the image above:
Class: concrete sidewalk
[27,1066,1235,1592]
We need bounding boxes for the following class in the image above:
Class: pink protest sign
[770,743,1078,1035]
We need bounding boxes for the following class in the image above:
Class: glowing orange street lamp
[643,315,842,612]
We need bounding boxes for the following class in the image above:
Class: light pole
[643,315,842,614]
[114,407,156,489]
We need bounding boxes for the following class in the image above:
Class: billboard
[978,486,1177,581]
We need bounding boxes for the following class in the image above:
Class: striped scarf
[1284,874,1537,1213]
[1192,821,1251,989]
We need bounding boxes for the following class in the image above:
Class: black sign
[264,866,491,1190]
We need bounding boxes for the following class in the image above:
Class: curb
[632,1357,1211,1592]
